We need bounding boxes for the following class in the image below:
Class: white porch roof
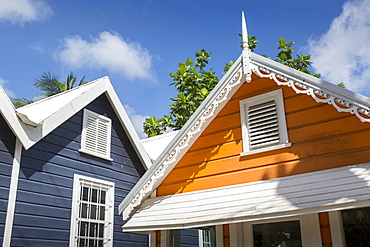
[123,162,370,232]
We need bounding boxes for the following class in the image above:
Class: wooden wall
[0,114,16,244]
[10,94,148,246]
[158,77,370,196]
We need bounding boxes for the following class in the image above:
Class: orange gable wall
[157,77,370,196]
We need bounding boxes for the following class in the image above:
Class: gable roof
[0,76,151,169]
[118,14,370,220]
[141,130,180,162]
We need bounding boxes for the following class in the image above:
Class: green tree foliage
[272,37,320,78]
[12,72,87,108]
[143,36,336,137]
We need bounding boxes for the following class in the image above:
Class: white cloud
[55,32,156,81]
[308,0,370,93]
[0,0,52,24]
[0,77,15,98]
[123,104,149,139]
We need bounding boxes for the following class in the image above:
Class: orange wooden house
[119,14,370,247]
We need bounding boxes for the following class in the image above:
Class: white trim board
[2,138,22,247]
[122,163,370,232]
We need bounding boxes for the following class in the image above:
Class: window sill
[240,142,292,157]
[79,149,113,161]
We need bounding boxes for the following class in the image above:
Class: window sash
[70,175,114,247]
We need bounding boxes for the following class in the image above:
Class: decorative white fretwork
[252,64,370,123]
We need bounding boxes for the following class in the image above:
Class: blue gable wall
[0,114,16,245]
[11,94,148,246]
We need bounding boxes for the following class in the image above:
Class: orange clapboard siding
[189,128,241,152]
[156,231,161,247]
[284,94,324,113]
[289,116,370,144]
[286,104,349,129]
[319,212,333,247]
[202,112,240,135]
[157,79,370,196]
[170,128,370,175]
[162,130,370,187]
[158,148,370,195]
[223,224,230,247]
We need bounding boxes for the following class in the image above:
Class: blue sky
[1,0,370,138]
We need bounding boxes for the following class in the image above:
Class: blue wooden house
[0,77,151,246]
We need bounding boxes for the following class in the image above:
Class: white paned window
[239,89,291,155]
[198,227,215,247]
[80,109,112,161]
[70,174,115,247]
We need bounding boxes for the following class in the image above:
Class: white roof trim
[122,163,370,232]
[0,77,151,169]
[0,86,29,146]
[119,51,370,220]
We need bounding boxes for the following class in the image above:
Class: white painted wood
[215,225,224,247]
[242,222,253,247]
[148,231,156,247]
[229,223,243,247]
[2,138,22,247]
[79,109,113,161]
[300,214,322,247]
[329,211,346,247]
[69,174,115,247]
[0,87,29,147]
[160,230,169,247]
[239,89,291,155]
[122,163,370,232]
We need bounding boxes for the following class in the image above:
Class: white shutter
[239,89,291,155]
[247,100,280,150]
[80,109,112,160]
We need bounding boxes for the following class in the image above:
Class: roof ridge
[17,76,108,110]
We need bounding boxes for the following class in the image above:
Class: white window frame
[80,109,113,161]
[238,214,322,247]
[198,227,216,247]
[69,174,115,247]
[239,89,291,156]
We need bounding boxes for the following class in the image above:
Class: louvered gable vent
[247,100,280,149]
[240,89,291,155]
[80,109,112,160]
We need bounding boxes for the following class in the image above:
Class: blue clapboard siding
[0,114,16,245]
[11,94,148,246]
[171,229,200,247]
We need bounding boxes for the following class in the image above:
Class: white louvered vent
[247,100,280,150]
[80,109,112,160]
[240,89,291,155]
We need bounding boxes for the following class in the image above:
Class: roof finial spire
[241,11,252,82]
[241,11,249,51]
